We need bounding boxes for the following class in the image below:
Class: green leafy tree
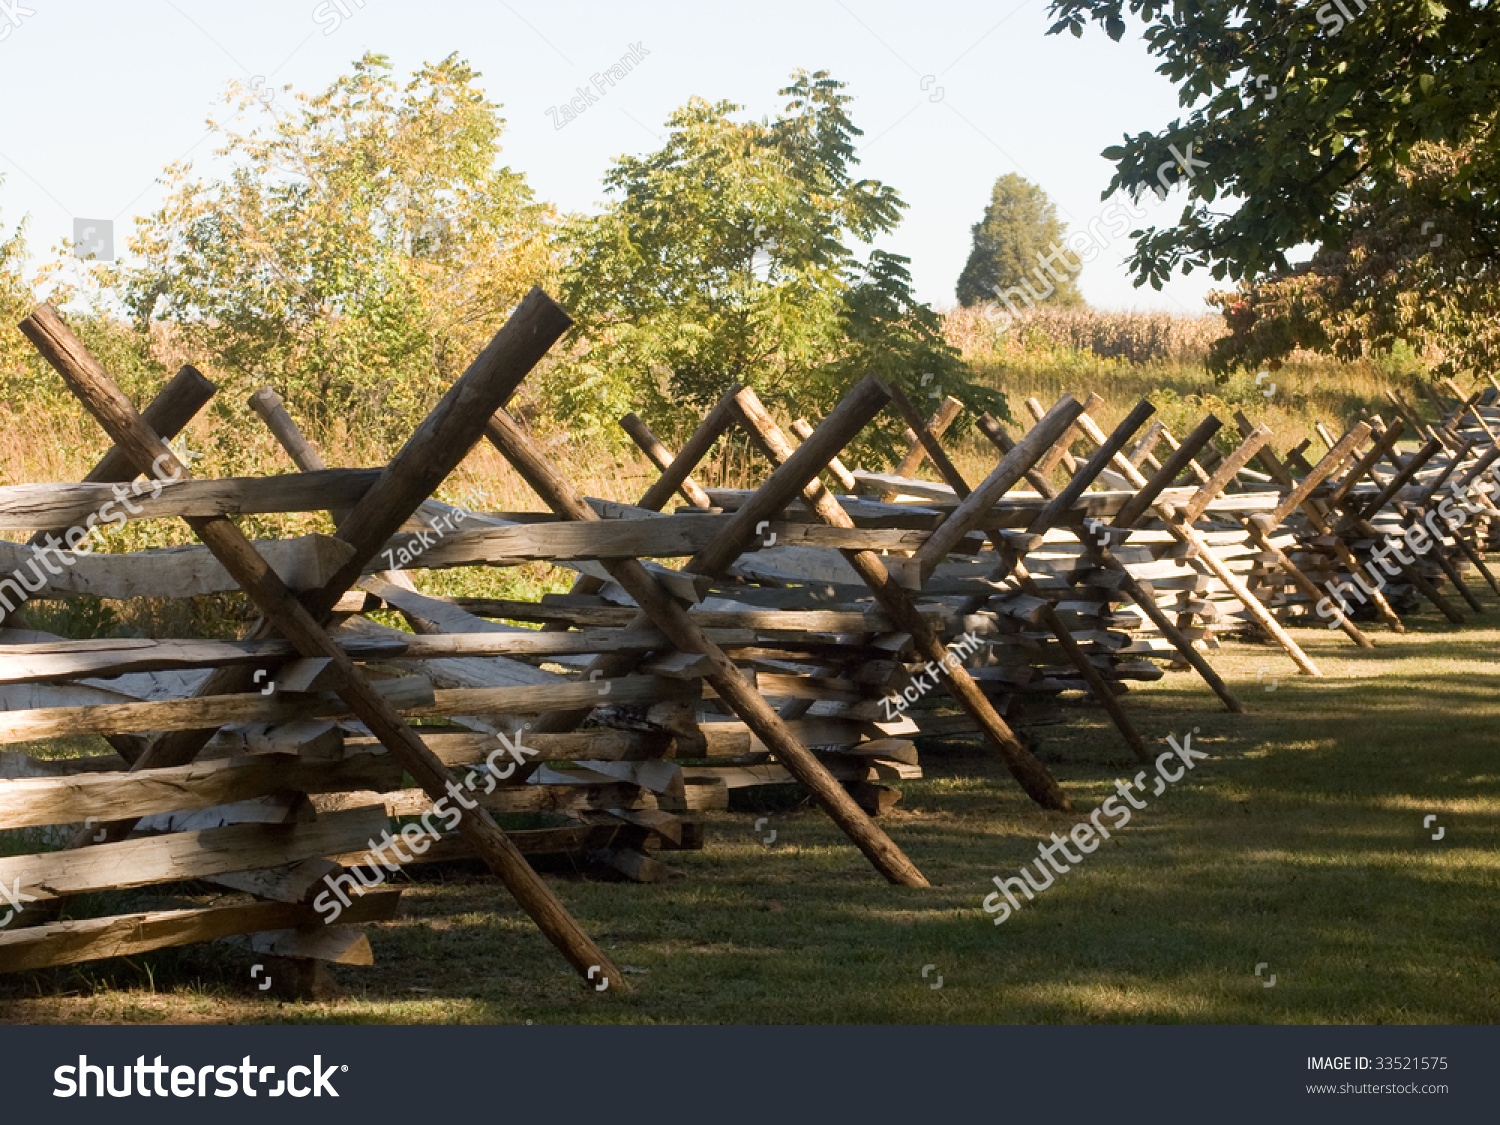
[558,70,997,448]
[1046,0,1500,374]
[1207,140,1499,379]
[0,184,30,377]
[120,54,556,438]
[955,173,1083,310]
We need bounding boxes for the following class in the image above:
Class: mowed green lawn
[2,602,1497,1025]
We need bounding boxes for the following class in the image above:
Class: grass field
[1,599,1495,1026]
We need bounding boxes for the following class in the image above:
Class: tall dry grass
[943,305,1419,462]
[0,381,763,639]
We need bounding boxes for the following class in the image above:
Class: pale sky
[0,0,1220,315]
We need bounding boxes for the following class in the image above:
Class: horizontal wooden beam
[0,675,703,743]
[0,534,354,601]
[0,469,382,531]
[0,517,941,601]
[0,805,389,903]
[0,751,406,829]
[0,628,764,685]
[0,890,401,974]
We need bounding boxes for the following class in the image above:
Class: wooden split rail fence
[1,292,1496,996]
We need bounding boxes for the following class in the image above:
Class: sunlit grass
[3,598,1498,1024]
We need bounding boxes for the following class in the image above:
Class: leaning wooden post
[884,389,971,504]
[8,363,217,753]
[1357,437,1443,522]
[981,414,1245,712]
[1025,393,1098,480]
[733,387,1081,802]
[526,377,894,735]
[1127,419,1167,470]
[248,387,425,606]
[1357,428,1483,615]
[900,396,1088,588]
[1307,418,1464,625]
[1325,420,1405,507]
[635,387,743,513]
[1157,422,1213,484]
[482,407,932,885]
[552,388,743,629]
[1413,442,1500,596]
[884,385,1151,762]
[792,419,857,492]
[894,395,963,479]
[622,412,854,729]
[21,301,627,991]
[880,395,963,501]
[122,287,578,783]
[621,414,714,509]
[1236,424,1377,648]
[1239,414,1407,633]
[1073,409,1325,676]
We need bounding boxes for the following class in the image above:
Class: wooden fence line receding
[5,314,1499,1001]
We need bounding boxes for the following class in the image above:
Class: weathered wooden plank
[372,780,653,817]
[330,825,624,869]
[341,728,673,764]
[0,676,435,743]
[0,675,706,742]
[0,751,407,829]
[0,515,926,601]
[454,600,950,633]
[0,534,355,600]
[336,515,933,567]
[0,469,383,530]
[0,804,390,903]
[0,890,401,973]
[0,636,408,686]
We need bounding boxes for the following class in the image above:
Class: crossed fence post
[481,380,933,885]
[21,295,628,990]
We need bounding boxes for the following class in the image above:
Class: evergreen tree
[955,174,1083,310]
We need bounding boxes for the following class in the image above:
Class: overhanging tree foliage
[1206,138,1500,378]
[1047,0,1500,374]
[558,70,998,449]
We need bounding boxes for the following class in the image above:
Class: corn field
[943,305,1228,365]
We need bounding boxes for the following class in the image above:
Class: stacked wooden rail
[0,298,960,990]
[0,297,1093,992]
[5,290,1497,998]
